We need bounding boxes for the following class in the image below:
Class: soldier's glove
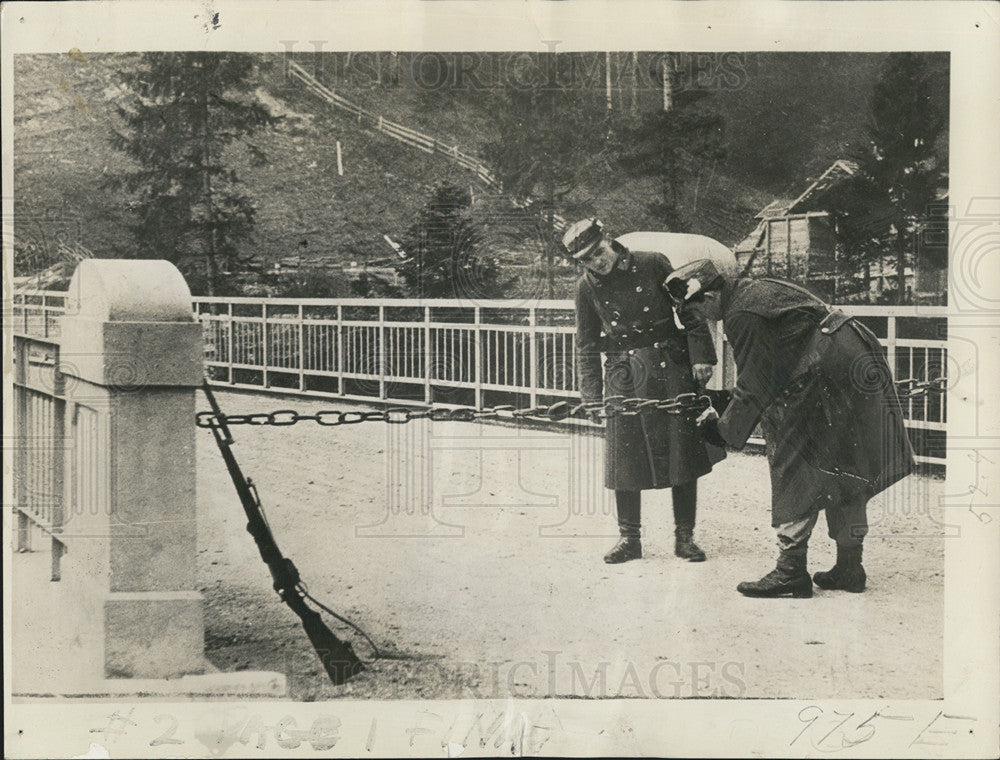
[696,406,727,448]
[703,388,732,414]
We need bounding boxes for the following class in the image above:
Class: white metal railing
[10,289,67,339]
[12,332,68,579]
[192,297,579,411]
[12,290,948,466]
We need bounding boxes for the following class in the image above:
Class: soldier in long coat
[563,219,725,564]
[665,259,915,597]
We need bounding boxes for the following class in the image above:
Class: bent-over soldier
[563,218,725,564]
[666,259,915,597]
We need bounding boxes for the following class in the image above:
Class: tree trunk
[200,63,218,299]
[896,223,908,304]
[662,57,672,112]
[605,52,613,112]
[630,52,638,117]
[545,202,555,300]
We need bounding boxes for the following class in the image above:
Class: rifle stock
[203,384,364,685]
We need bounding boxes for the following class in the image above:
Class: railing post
[56,259,207,680]
[378,304,387,399]
[51,357,66,580]
[528,306,538,408]
[423,306,432,404]
[227,301,234,383]
[261,301,269,388]
[298,303,306,392]
[14,339,28,539]
[336,304,344,395]
[474,307,483,410]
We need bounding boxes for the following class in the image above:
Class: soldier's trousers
[776,494,869,556]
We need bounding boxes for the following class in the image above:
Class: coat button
[636,286,643,292]
[604,301,610,306]
[628,349,636,356]
[611,321,618,327]
[654,341,660,348]
[660,361,667,368]
[821,327,830,334]
[643,305,650,312]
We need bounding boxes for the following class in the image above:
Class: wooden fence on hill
[285,59,568,232]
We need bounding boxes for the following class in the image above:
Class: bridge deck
[191,391,945,700]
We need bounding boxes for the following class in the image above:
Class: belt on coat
[778,370,815,400]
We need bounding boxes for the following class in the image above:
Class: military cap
[664,258,726,304]
[561,218,605,260]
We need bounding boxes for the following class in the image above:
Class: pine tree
[828,53,947,304]
[110,53,275,296]
[615,54,727,232]
[481,55,611,298]
[394,184,509,299]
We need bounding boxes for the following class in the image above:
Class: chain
[894,376,948,399]
[195,392,714,429]
[195,376,947,429]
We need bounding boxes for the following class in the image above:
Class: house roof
[754,198,794,221]
[786,159,858,214]
[737,159,858,253]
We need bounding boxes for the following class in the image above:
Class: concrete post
[58,260,207,679]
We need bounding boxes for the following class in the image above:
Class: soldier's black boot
[672,481,706,561]
[604,536,642,564]
[813,544,866,592]
[605,490,642,564]
[674,527,706,562]
[737,552,813,598]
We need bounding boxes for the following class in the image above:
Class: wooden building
[735,159,949,304]
[735,159,856,302]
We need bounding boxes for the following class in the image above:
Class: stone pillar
[58,260,206,679]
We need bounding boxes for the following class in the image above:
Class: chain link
[195,392,714,430]
[895,376,948,399]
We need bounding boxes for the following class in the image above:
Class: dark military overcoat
[575,246,724,491]
[716,278,915,525]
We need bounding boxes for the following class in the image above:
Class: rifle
[201,382,364,685]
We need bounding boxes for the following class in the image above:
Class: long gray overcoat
[716,278,915,525]
[576,247,724,491]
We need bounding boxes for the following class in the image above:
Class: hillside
[12,51,942,296]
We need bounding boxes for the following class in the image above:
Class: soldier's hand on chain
[692,363,714,386]
[695,405,719,425]
[696,405,727,448]
[703,388,732,414]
